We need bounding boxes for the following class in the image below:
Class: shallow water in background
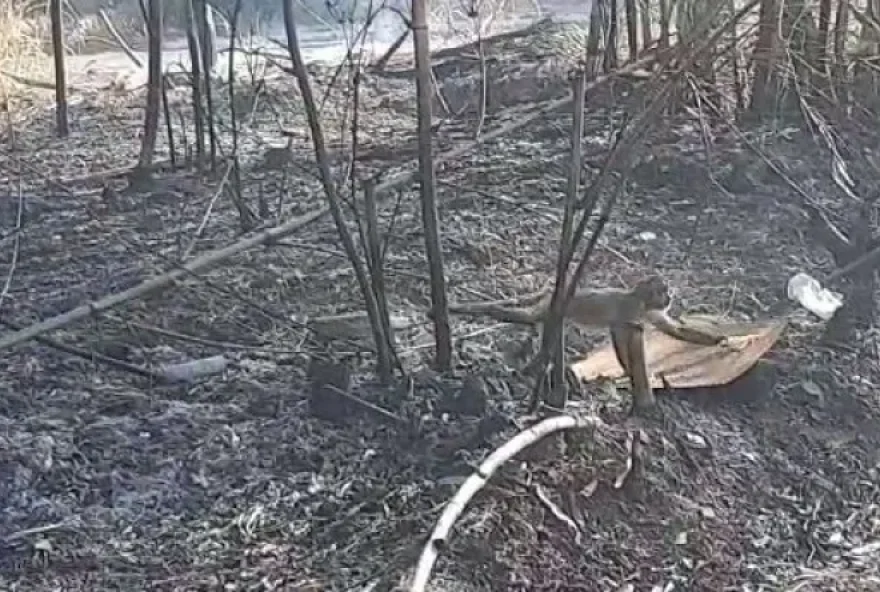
[65,0,591,84]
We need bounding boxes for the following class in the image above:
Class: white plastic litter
[160,355,228,383]
[786,272,844,321]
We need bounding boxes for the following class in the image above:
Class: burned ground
[2,28,880,592]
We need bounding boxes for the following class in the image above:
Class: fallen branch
[326,384,406,425]
[408,414,603,592]
[98,8,144,68]
[0,207,328,351]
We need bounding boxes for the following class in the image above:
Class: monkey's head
[632,275,672,310]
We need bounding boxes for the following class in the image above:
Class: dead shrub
[0,0,49,99]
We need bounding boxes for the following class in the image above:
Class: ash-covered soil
[2,23,880,592]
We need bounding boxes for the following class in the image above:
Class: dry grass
[0,0,49,100]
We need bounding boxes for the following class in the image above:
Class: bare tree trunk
[161,75,176,166]
[586,0,605,79]
[749,0,779,115]
[201,1,218,75]
[186,0,205,168]
[625,0,639,58]
[228,0,245,219]
[138,0,162,168]
[472,4,489,138]
[50,0,68,137]
[542,74,588,410]
[866,0,880,47]
[817,0,831,63]
[730,0,744,110]
[349,67,395,382]
[363,181,395,383]
[833,0,849,102]
[280,0,395,378]
[832,0,847,59]
[412,0,453,371]
[638,0,652,50]
[604,0,619,71]
[658,0,669,49]
[195,0,218,169]
[783,0,817,98]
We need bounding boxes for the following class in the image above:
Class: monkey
[447,275,726,373]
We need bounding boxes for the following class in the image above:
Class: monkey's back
[563,288,645,328]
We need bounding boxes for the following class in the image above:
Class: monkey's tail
[447,292,550,325]
[481,304,546,324]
